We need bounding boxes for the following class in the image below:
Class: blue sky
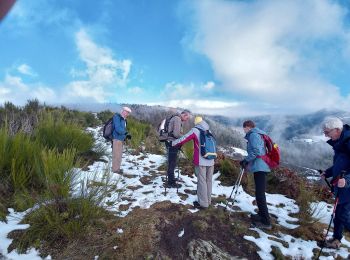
[1,0,350,116]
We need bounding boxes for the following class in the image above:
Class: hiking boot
[250,214,262,222]
[252,220,272,230]
[193,201,206,210]
[325,238,341,249]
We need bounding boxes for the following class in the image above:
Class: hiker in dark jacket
[240,120,272,229]
[165,109,191,188]
[172,117,215,209]
[112,106,132,174]
[320,117,350,249]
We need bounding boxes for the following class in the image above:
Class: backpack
[102,115,128,141]
[195,127,217,160]
[257,134,280,169]
[103,117,114,141]
[158,115,178,142]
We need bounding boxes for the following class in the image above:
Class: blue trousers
[333,201,350,241]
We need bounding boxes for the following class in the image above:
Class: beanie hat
[194,116,202,125]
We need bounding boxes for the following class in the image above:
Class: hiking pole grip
[318,169,332,189]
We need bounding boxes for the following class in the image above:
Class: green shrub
[144,128,164,155]
[0,201,7,222]
[182,141,194,160]
[127,117,151,151]
[14,170,123,253]
[97,110,114,123]
[35,116,93,155]
[0,127,10,179]
[39,148,78,201]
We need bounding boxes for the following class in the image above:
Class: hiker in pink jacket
[172,116,215,209]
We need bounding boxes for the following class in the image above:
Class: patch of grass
[10,169,123,254]
[271,246,290,260]
[12,197,112,254]
[0,201,7,222]
[217,158,241,186]
[34,115,94,155]
[192,220,209,232]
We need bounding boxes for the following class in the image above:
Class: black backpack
[158,115,178,142]
[103,117,114,141]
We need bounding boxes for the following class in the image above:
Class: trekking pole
[164,144,169,196]
[224,168,245,215]
[316,171,345,259]
[318,169,332,190]
[177,164,179,194]
[179,148,190,162]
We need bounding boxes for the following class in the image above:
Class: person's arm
[171,116,182,138]
[245,133,263,162]
[172,129,195,147]
[324,167,333,178]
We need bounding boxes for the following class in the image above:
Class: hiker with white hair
[320,117,350,249]
[112,106,132,174]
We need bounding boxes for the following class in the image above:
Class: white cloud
[128,86,143,95]
[0,74,57,104]
[7,0,72,29]
[162,81,216,99]
[17,64,36,77]
[186,0,350,112]
[0,28,133,106]
[147,98,264,116]
[203,81,215,91]
[65,29,132,103]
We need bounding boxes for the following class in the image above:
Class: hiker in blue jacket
[240,120,271,229]
[320,117,350,249]
[112,106,132,174]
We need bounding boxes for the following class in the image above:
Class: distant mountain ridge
[208,109,350,141]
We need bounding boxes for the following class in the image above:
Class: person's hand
[126,134,132,140]
[240,159,248,168]
[338,178,346,188]
[318,169,326,179]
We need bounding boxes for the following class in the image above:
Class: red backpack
[257,134,280,169]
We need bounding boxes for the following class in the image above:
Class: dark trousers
[333,201,350,241]
[166,142,179,184]
[254,171,270,225]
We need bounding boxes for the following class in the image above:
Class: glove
[240,159,248,168]
[125,134,132,140]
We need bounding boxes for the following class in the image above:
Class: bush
[217,158,241,186]
[182,141,194,160]
[39,148,78,201]
[97,110,114,123]
[13,170,123,253]
[34,116,94,155]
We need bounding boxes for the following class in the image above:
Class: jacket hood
[195,120,209,131]
[245,127,267,139]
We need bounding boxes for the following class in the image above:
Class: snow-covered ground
[0,209,50,260]
[1,126,349,259]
